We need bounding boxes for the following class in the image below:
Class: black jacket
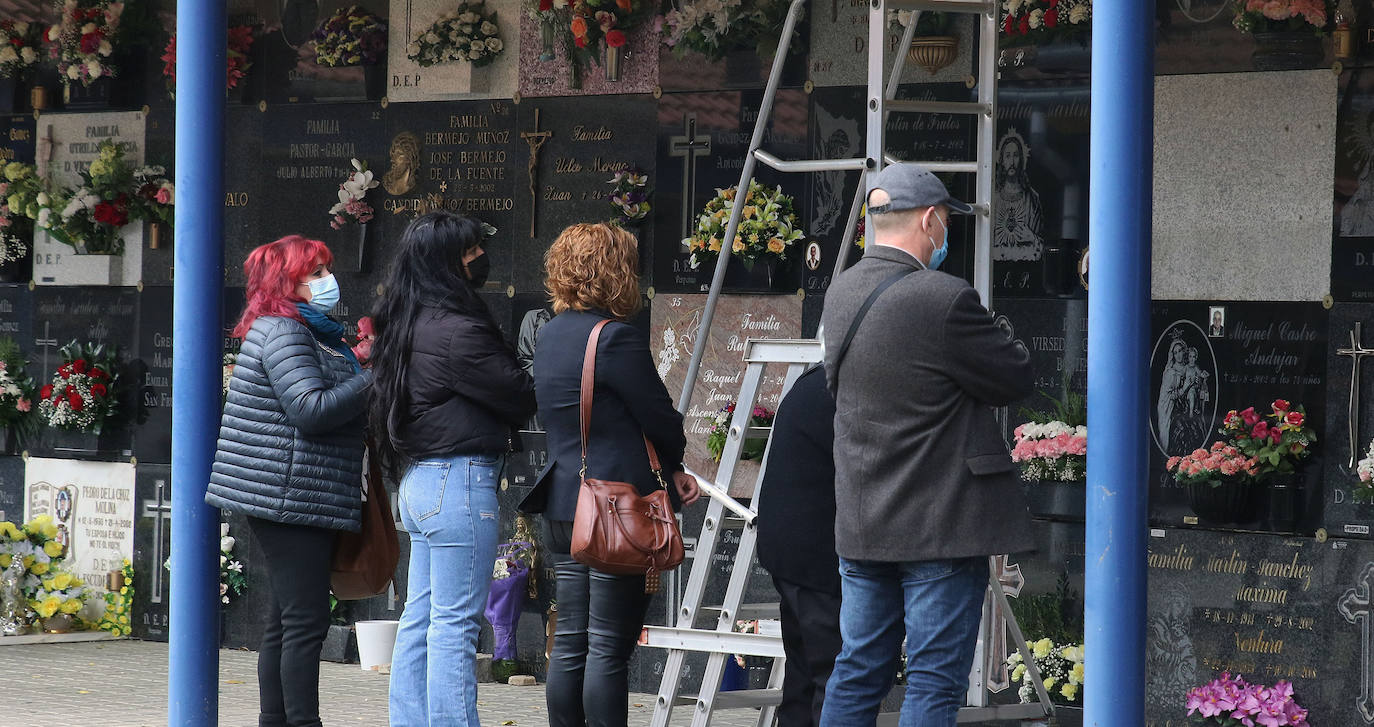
[207,316,371,531]
[392,303,536,460]
[757,365,840,594]
[519,310,686,522]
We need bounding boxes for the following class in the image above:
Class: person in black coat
[367,212,537,726]
[208,235,371,727]
[757,363,842,727]
[519,222,700,727]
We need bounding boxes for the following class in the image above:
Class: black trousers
[248,517,336,727]
[773,576,844,727]
[546,521,652,727]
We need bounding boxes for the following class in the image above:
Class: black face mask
[464,252,491,288]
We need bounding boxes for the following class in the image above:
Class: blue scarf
[296,303,362,373]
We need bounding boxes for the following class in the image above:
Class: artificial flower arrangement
[1233,0,1331,34]
[607,167,651,225]
[1166,441,1260,487]
[219,522,245,605]
[328,158,378,230]
[1012,388,1087,482]
[569,0,653,63]
[352,316,375,363]
[48,0,124,88]
[0,515,68,613]
[131,164,174,227]
[221,352,236,402]
[999,0,1091,47]
[312,5,388,67]
[706,401,775,463]
[0,337,38,444]
[1185,672,1309,727]
[161,21,259,95]
[0,20,46,79]
[662,0,798,62]
[687,180,806,272]
[29,566,91,622]
[406,2,505,67]
[1006,638,1084,704]
[96,558,132,636]
[43,139,136,255]
[1218,399,1316,477]
[38,341,120,434]
[0,174,32,267]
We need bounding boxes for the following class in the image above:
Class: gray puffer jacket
[206,315,371,532]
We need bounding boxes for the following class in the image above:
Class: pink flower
[154,186,172,205]
[1167,456,1181,470]
[15,397,29,412]
[1241,407,1261,427]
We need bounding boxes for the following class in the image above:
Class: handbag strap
[580,319,664,481]
[833,267,919,377]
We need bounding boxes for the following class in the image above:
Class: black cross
[35,322,57,382]
[668,114,712,244]
[141,480,171,605]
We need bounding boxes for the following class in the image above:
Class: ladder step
[676,688,784,710]
[701,602,781,620]
[886,99,992,116]
[640,626,787,658]
[886,0,996,13]
[753,149,868,173]
[881,155,978,175]
[874,703,1054,726]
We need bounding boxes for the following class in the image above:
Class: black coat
[757,365,840,594]
[519,310,686,523]
[207,316,371,531]
[392,303,536,460]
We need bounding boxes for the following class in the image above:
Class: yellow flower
[43,541,63,558]
[1043,677,1056,691]
[732,237,745,253]
[37,596,60,618]
[119,586,128,595]
[1070,663,1084,683]
[53,572,72,590]
[71,577,83,587]
[42,578,55,591]
[59,599,81,615]
[708,237,722,252]
[0,554,10,568]
[742,205,757,219]
[41,523,57,539]
[1011,664,1026,681]
[21,555,33,569]
[0,521,16,539]
[766,238,785,254]
[30,561,48,575]
[1060,683,1078,701]
[721,188,736,201]
[1033,638,1052,659]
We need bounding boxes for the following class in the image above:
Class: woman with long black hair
[368,212,536,726]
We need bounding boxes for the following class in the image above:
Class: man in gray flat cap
[819,163,1034,726]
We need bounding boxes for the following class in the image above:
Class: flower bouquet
[1011,421,1086,482]
[1167,442,1260,486]
[0,337,37,446]
[407,2,505,67]
[1006,638,1083,704]
[999,0,1091,47]
[0,515,68,614]
[0,21,46,79]
[1219,400,1315,477]
[44,139,136,256]
[0,175,31,269]
[607,167,651,225]
[566,0,654,76]
[352,316,375,364]
[96,558,133,637]
[48,0,124,88]
[162,21,259,96]
[312,6,388,67]
[219,523,245,605]
[486,539,534,660]
[329,159,378,230]
[706,401,775,462]
[687,180,806,272]
[38,341,120,434]
[29,567,90,624]
[1185,673,1309,727]
[1232,0,1331,34]
[663,0,799,62]
[131,164,174,227]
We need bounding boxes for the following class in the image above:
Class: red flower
[1250,422,1268,441]
[58,366,71,380]
[1017,15,1030,34]
[1044,8,1058,27]
[79,31,101,55]
[1286,411,1304,427]
[574,35,587,48]
[570,15,588,38]
[9,38,21,47]
[539,0,553,9]
[1272,399,1290,413]
[1224,409,1241,427]
[90,368,108,380]
[1003,13,1015,34]
[605,30,627,48]
[1240,407,1260,427]
[91,383,107,397]
[1290,443,1306,455]
[93,200,129,227]
[1269,428,1282,445]
[39,384,52,400]
[68,391,84,412]
[72,359,88,374]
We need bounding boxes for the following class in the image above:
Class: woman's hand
[672,471,701,507]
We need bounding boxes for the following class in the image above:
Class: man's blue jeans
[820,556,989,727]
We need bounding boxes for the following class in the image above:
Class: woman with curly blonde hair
[520,223,700,727]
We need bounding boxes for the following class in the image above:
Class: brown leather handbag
[330,438,400,600]
[570,319,685,576]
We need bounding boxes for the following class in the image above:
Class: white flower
[219,554,227,567]
[406,42,420,55]
[1028,9,1044,28]
[220,536,235,552]
[485,37,503,52]
[36,192,49,206]
[0,48,16,64]
[46,26,59,42]
[460,24,474,35]
[19,47,35,64]
[460,11,479,23]
[13,22,27,35]
[220,523,230,538]
[468,49,483,60]
[424,32,439,44]
[227,561,243,573]
[480,21,497,35]
[80,23,96,35]
[97,40,112,57]
[86,60,102,79]
[65,65,80,80]
[469,39,484,51]
[36,208,50,228]
[1068,4,1088,23]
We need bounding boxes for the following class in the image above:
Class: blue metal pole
[171,0,226,724]
[1086,0,1152,723]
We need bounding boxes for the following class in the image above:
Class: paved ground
[0,639,765,726]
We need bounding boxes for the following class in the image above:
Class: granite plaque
[131,464,171,641]
[1322,303,1374,539]
[132,287,173,464]
[0,456,26,525]
[516,13,658,97]
[808,3,974,87]
[387,0,520,102]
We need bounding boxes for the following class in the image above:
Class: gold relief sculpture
[382,131,422,197]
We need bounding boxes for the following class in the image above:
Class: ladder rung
[701,602,782,619]
[677,689,784,709]
[886,0,995,13]
[881,155,978,174]
[743,338,824,364]
[886,99,991,116]
[753,149,868,173]
[640,626,787,658]
[743,425,772,437]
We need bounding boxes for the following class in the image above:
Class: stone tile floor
[0,639,768,726]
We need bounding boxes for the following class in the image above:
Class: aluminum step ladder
[648,0,1060,722]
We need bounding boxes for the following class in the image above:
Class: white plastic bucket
[355,620,400,672]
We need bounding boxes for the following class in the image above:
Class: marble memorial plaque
[517,14,658,98]
[1322,303,1374,539]
[997,298,1088,436]
[24,457,136,589]
[652,90,809,293]
[387,0,520,102]
[512,95,656,293]
[808,4,974,87]
[32,111,147,287]
[132,464,170,641]
[650,293,802,496]
[1147,301,1327,531]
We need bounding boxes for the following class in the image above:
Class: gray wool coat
[820,245,1035,562]
[206,316,371,532]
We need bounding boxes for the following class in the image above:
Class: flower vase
[353,222,368,273]
[568,60,582,90]
[29,84,47,111]
[1262,474,1302,533]
[0,76,17,114]
[1250,32,1324,71]
[908,36,959,75]
[603,42,623,82]
[721,256,778,291]
[147,223,162,250]
[539,18,556,62]
[62,77,111,110]
[363,64,387,101]
[1022,480,1086,522]
[42,613,74,634]
[1187,477,1262,526]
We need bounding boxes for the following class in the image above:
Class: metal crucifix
[1338,322,1374,468]
[520,108,552,239]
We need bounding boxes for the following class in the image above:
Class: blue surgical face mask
[928,213,949,270]
[306,274,340,313]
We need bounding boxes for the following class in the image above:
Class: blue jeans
[389,454,502,726]
[820,556,989,727]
